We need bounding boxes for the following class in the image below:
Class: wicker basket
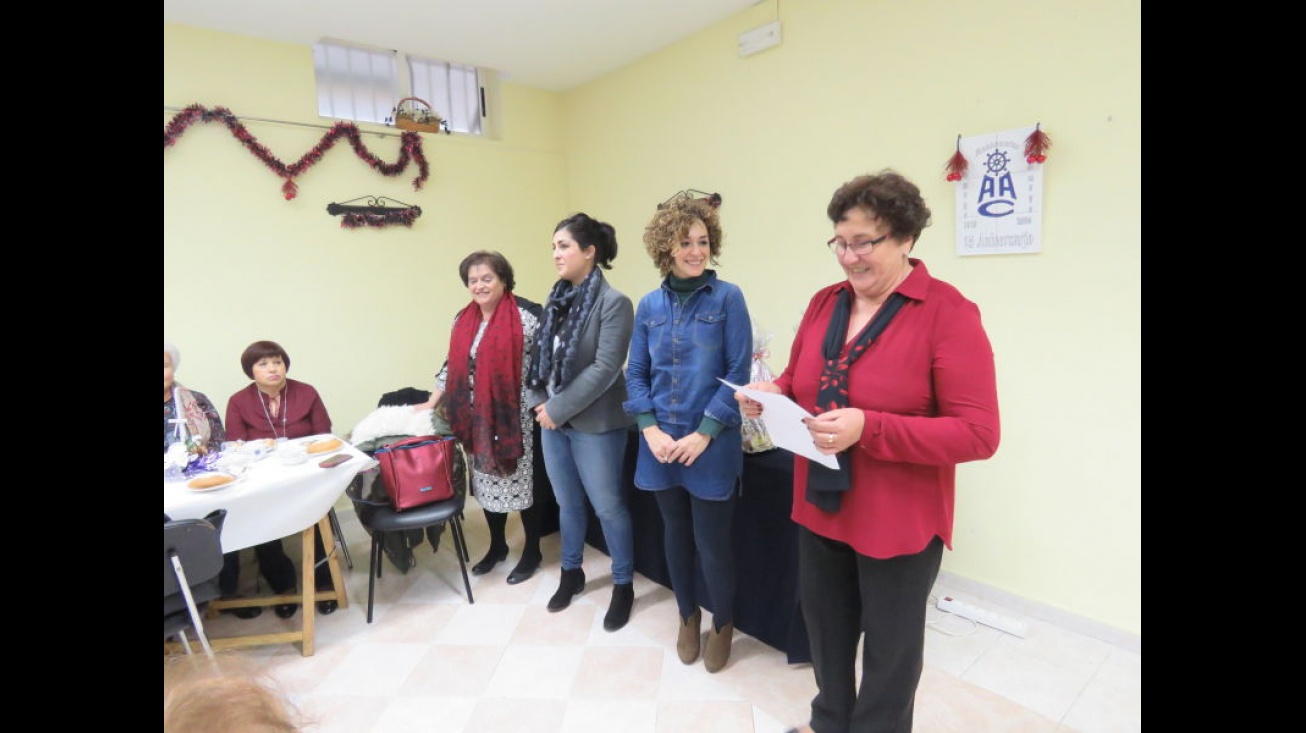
[391,97,445,133]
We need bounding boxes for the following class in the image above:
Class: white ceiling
[164,0,763,92]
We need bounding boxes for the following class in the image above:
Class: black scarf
[527,268,604,393]
[806,288,906,512]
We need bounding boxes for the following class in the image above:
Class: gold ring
[827,434,834,444]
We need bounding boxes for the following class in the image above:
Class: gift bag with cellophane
[741,326,777,454]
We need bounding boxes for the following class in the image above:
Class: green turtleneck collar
[667,272,709,303]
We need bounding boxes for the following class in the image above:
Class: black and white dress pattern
[436,305,540,513]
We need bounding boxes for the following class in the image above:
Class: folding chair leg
[367,532,381,624]
[451,514,471,562]
[451,517,474,605]
[329,507,353,569]
[170,554,215,657]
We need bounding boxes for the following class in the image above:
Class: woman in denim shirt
[624,195,753,672]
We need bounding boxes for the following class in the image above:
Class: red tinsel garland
[163,104,429,200]
[340,209,421,229]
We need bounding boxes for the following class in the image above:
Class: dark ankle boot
[547,567,586,612]
[471,545,508,576]
[603,583,634,631]
[507,551,542,585]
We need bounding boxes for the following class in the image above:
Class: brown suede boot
[677,609,702,664]
[703,619,734,673]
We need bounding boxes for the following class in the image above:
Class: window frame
[313,39,488,137]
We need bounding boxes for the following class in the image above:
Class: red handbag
[373,435,465,511]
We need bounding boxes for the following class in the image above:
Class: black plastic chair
[164,509,228,656]
[345,462,474,622]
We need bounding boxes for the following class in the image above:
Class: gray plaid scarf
[527,268,604,393]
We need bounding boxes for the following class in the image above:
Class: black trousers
[799,528,943,733]
[654,485,738,627]
[219,527,333,596]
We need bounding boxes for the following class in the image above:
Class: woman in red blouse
[223,340,338,618]
[737,171,1000,733]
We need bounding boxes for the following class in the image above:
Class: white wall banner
[955,124,1043,256]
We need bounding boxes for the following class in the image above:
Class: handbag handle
[345,474,390,507]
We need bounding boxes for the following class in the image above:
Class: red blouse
[773,260,1000,559]
[224,379,332,442]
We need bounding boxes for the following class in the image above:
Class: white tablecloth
[163,435,376,552]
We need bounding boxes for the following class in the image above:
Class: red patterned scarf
[445,293,525,476]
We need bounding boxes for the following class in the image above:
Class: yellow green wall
[164,0,1141,642]
[165,24,568,436]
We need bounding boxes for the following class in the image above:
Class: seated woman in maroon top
[222,340,338,618]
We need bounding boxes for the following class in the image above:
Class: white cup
[279,444,309,465]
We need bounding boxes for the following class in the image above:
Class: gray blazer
[527,278,635,433]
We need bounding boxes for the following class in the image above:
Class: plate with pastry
[300,437,344,457]
[223,438,277,460]
[235,438,278,454]
[187,472,244,492]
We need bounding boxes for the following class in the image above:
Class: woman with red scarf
[424,251,545,584]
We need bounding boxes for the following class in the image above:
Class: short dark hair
[240,340,290,379]
[554,212,619,270]
[827,169,932,244]
[458,250,515,291]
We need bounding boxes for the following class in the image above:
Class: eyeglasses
[826,234,888,256]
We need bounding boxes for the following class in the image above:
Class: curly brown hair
[642,196,723,276]
[827,169,932,245]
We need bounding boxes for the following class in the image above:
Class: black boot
[471,545,508,575]
[507,551,542,585]
[508,505,543,585]
[547,568,586,612]
[474,510,510,575]
[603,582,634,631]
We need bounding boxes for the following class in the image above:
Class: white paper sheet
[719,379,839,469]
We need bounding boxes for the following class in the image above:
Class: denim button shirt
[623,270,753,498]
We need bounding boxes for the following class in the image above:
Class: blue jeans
[540,426,634,584]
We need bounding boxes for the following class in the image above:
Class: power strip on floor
[937,596,1028,638]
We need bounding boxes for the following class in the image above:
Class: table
[585,431,810,663]
[163,435,374,656]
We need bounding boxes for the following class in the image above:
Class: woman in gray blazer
[526,212,637,632]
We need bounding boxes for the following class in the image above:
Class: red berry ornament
[1024,124,1051,166]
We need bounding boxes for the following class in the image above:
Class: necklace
[258,385,289,439]
[168,385,188,444]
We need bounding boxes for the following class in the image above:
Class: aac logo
[975,149,1016,218]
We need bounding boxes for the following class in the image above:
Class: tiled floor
[170,497,1141,732]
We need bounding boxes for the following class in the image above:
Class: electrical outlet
[937,596,1028,638]
[738,21,782,57]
